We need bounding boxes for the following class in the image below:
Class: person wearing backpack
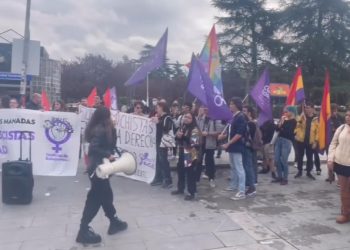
[150,102,173,188]
[260,119,277,180]
[197,105,220,188]
[244,106,263,183]
[242,106,259,196]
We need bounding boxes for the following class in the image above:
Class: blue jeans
[228,152,246,193]
[242,147,256,189]
[275,137,292,180]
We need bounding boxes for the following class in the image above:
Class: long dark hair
[183,112,198,133]
[85,107,113,143]
[52,100,66,111]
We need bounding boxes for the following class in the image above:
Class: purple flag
[188,55,232,121]
[187,55,207,106]
[250,68,272,126]
[125,29,168,86]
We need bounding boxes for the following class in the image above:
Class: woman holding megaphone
[76,107,127,245]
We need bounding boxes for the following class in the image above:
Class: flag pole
[146,73,149,107]
[242,94,249,103]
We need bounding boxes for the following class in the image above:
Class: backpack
[160,116,176,148]
[243,121,263,150]
[252,123,263,150]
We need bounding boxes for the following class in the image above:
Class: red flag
[103,88,111,108]
[319,69,331,153]
[41,90,51,111]
[87,87,97,107]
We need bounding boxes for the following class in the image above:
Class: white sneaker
[224,186,235,191]
[231,191,246,200]
[209,180,216,188]
[202,173,209,179]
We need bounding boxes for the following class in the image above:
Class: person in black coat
[150,102,173,188]
[76,107,127,245]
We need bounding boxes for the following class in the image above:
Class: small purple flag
[125,29,168,86]
[250,68,272,126]
[188,55,232,121]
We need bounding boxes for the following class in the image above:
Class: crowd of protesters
[1,93,349,224]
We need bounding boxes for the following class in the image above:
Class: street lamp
[20,0,31,103]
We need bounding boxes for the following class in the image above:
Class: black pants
[154,147,172,184]
[216,147,222,157]
[296,141,314,174]
[177,148,197,195]
[314,151,321,172]
[203,149,216,180]
[80,174,116,228]
[293,141,298,163]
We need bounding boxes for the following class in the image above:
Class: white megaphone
[96,152,137,179]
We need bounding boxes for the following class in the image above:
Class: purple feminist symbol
[44,118,74,153]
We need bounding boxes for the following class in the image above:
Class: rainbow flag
[199,25,223,94]
[319,69,332,153]
[286,67,305,105]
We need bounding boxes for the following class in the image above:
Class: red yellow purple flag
[286,67,305,105]
[319,69,331,153]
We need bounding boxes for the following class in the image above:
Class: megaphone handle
[114,147,122,157]
[89,171,96,179]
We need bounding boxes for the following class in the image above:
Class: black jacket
[156,114,173,146]
[277,119,296,142]
[87,124,116,174]
[261,120,276,145]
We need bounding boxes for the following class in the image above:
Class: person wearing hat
[294,101,320,179]
[272,105,297,185]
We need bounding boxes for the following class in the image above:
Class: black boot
[259,168,269,174]
[76,226,102,244]
[184,194,195,201]
[294,171,302,178]
[150,180,162,186]
[171,190,184,195]
[108,217,128,235]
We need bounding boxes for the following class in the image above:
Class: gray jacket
[197,116,219,149]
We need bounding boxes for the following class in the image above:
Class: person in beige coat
[328,109,350,224]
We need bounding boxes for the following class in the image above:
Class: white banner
[78,105,95,134]
[78,107,156,183]
[112,111,156,184]
[0,109,81,176]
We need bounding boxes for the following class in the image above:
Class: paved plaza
[0,154,349,250]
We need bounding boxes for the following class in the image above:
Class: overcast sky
[0,0,279,63]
